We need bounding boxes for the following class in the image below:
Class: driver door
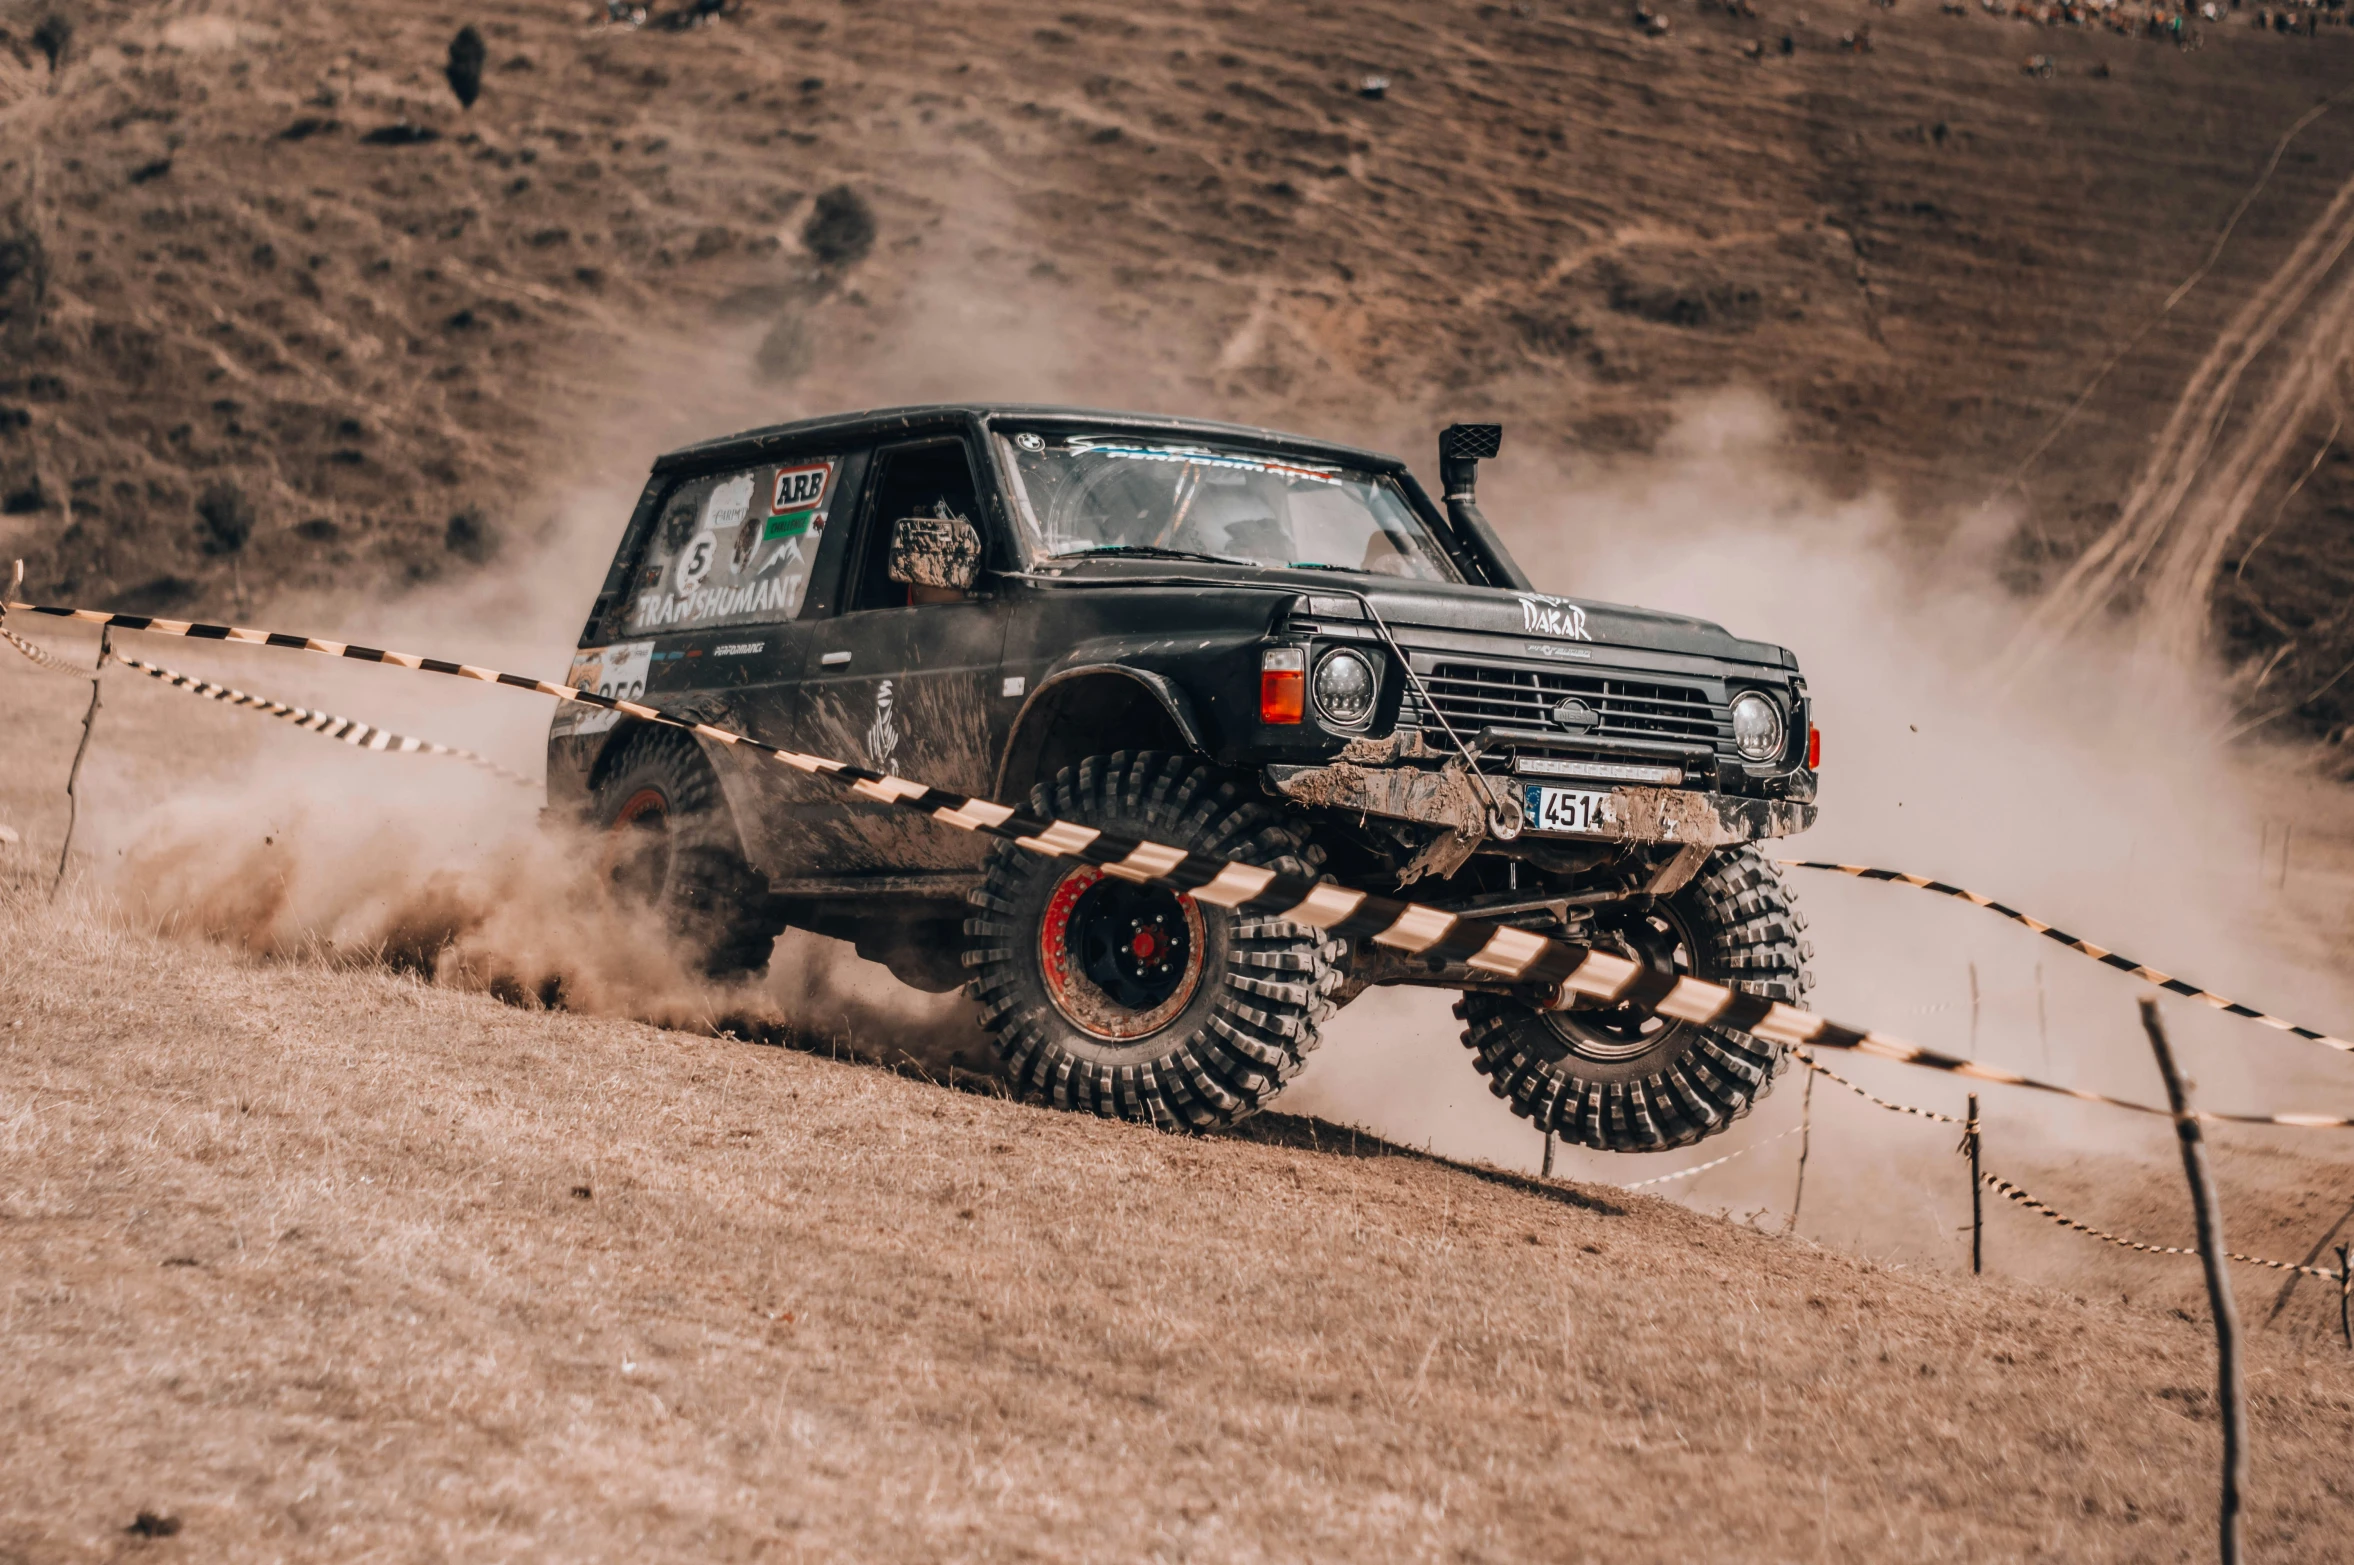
[788,436,1016,876]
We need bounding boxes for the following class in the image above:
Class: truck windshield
[997,433,1463,582]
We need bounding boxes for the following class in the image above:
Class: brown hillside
[4,0,2354,732]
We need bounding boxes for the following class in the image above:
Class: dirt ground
[10,866,2354,1565]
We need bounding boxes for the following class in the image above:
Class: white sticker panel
[626,459,838,634]
[553,640,655,737]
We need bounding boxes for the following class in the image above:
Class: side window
[623,456,844,634]
[849,440,984,612]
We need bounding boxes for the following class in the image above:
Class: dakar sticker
[866,678,900,767]
[552,640,654,737]
[1518,592,1592,642]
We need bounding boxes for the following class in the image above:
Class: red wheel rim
[605,786,671,902]
[1039,864,1208,1042]
[613,787,668,830]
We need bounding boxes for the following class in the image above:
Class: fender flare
[993,663,1209,799]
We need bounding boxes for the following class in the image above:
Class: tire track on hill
[2002,160,2354,680]
[2139,279,2354,668]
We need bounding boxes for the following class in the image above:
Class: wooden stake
[2338,1243,2352,1352]
[2035,960,2050,1078]
[1967,1092,1982,1276]
[51,626,108,900]
[1965,964,1983,1268]
[1783,1062,1814,1238]
[1541,1128,1555,1180]
[2140,998,2244,1565]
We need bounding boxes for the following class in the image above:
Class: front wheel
[1454,847,1812,1153]
[962,751,1344,1128]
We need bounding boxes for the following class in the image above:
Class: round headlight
[1730,691,1785,761]
[1313,648,1378,727]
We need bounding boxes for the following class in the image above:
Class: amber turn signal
[1260,646,1305,724]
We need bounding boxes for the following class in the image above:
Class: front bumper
[1265,761,1815,848]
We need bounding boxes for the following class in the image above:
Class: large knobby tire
[962,751,1345,1128]
[1454,847,1812,1153]
[591,727,784,981]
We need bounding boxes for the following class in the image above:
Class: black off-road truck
[548,406,1820,1152]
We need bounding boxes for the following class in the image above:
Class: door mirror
[886,511,982,592]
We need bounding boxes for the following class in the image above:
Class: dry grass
[6,872,2354,1563]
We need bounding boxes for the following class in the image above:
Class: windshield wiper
[1054,545,1249,566]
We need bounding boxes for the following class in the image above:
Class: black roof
[651,403,1410,477]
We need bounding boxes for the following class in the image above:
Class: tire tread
[1453,846,1808,1153]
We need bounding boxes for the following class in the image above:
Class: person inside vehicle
[903,498,978,606]
[862,442,986,609]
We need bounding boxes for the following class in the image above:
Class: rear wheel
[962,751,1344,1128]
[1454,847,1811,1153]
[591,727,784,981]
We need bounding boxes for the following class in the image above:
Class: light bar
[1515,756,1685,786]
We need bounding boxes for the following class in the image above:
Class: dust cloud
[67,239,1203,1059]
[66,274,1099,1064]
[1291,390,2354,1261]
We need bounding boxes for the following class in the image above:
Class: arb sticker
[773,461,833,514]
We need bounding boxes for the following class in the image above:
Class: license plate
[1523,784,1613,835]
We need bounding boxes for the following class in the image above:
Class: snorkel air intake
[1438,423,1533,591]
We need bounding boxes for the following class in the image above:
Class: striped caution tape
[1615,1122,1806,1189]
[1776,1057,2348,1282]
[4,619,533,786]
[1981,1169,2341,1280]
[8,594,2354,1131]
[1,621,91,675]
[1795,1049,1967,1125]
[1781,859,2354,1057]
[108,651,536,787]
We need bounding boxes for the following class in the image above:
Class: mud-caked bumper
[1264,762,1815,848]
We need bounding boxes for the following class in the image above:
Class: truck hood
[1308,579,1792,667]
[1047,559,1796,667]
[1337,583,1770,663]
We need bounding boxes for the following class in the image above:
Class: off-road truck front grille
[1408,661,1728,750]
